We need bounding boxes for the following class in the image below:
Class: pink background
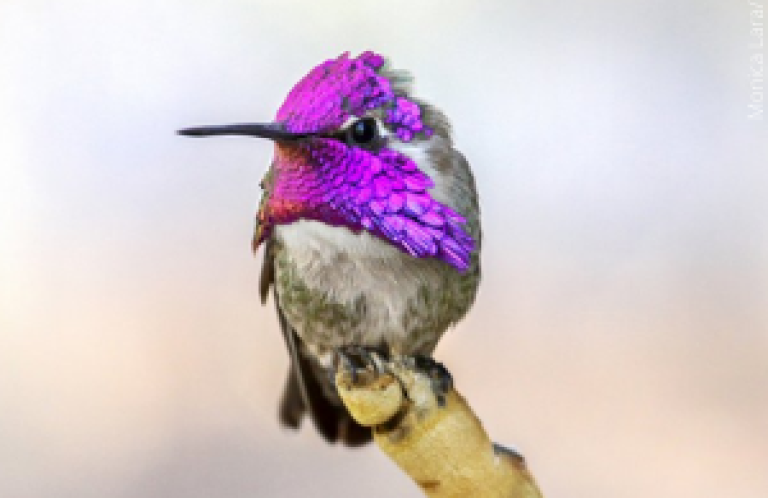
[2,1,766,496]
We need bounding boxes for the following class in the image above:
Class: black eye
[348,117,378,145]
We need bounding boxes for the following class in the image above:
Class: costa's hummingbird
[179,51,481,446]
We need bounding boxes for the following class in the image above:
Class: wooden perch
[334,357,544,498]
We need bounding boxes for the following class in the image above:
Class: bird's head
[180,51,475,271]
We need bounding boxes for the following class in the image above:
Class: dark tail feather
[279,367,304,429]
[278,356,372,447]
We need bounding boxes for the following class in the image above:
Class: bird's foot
[332,351,455,430]
[333,348,453,408]
[333,345,389,387]
[411,355,453,407]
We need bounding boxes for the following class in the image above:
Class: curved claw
[413,355,453,406]
[333,345,389,386]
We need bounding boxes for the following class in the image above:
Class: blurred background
[1,1,766,497]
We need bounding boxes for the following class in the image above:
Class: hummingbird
[179,51,481,446]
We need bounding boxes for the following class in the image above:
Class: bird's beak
[177,123,313,142]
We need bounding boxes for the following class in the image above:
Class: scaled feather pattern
[256,51,474,271]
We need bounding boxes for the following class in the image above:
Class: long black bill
[177,123,313,142]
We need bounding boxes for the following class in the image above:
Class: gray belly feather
[273,221,480,358]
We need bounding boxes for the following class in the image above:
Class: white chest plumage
[275,220,450,356]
